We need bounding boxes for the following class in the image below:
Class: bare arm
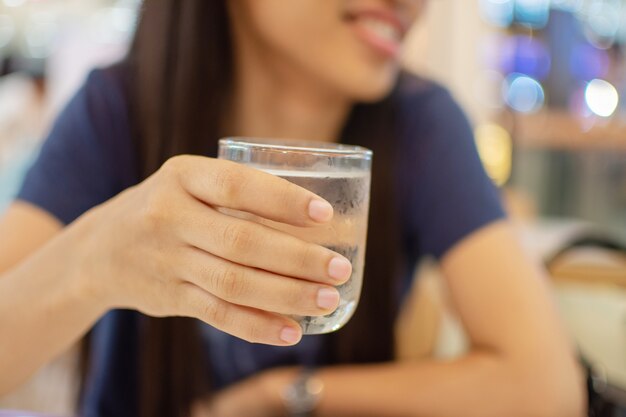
[320,222,583,417]
[211,221,586,417]
[0,203,105,394]
[0,202,63,273]
[0,156,353,395]
[311,221,585,417]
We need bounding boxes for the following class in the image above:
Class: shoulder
[394,72,470,137]
[391,72,475,164]
[396,72,450,101]
[75,62,134,166]
[391,73,505,259]
[79,63,131,128]
[60,62,136,184]
[16,62,137,225]
[49,62,132,147]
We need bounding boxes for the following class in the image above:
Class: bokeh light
[503,73,545,113]
[2,0,26,7]
[584,0,621,48]
[551,0,584,14]
[584,79,619,117]
[475,123,513,187]
[480,0,515,27]
[23,11,58,59]
[0,14,15,50]
[90,5,138,44]
[515,0,550,29]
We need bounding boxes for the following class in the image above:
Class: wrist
[63,211,112,315]
[263,367,325,417]
[283,368,325,417]
[258,367,301,417]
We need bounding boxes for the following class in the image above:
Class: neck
[228,27,351,142]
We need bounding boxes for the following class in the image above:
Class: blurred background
[0,0,624,415]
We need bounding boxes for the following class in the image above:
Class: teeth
[359,18,400,42]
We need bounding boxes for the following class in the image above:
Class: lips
[359,17,402,43]
[344,9,409,58]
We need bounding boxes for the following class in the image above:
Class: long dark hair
[118,2,402,416]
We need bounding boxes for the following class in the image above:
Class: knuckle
[212,165,244,202]
[295,243,316,272]
[139,175,183,233]
[202,298,230,327]
[216,266,248,300]
[288,282,313,313]
[161,155,187,177]
[275,182,299,212]
[241,317,266,343]
[159,159,178,180]
[142,192,171,231]
[222,223,256,254]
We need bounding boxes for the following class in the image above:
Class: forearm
[0,220,106,394]
[312,351,583,417]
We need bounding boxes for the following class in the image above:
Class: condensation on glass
[219,137,372,335]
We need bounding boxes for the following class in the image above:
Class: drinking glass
[218,138,372,334]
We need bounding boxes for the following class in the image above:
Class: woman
[0,1,584,416]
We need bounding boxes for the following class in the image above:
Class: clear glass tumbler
[218,138,372,334]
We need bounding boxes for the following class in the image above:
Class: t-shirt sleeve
[401,85,506,260]
[16,68,134,225]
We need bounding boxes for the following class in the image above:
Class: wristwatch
[281,368,325,417]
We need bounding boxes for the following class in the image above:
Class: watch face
[284,385,317,414]
[282,372,324,415]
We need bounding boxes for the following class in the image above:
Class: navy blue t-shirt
[17,66,504,417]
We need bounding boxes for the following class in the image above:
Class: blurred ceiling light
[475,123,513,187]
[115,0,142,9]
[551,0,584,14]
[515,0,550,29]
[615,1,626,40]
[584,0,620,48]
[23,12,58,59]
[503,73,545,113]
[0,14,15,50]
[90,6,138,44]
[110,6,137,33]
[585,79,619,117]
[2,0,26,7]
[479,0,514,27]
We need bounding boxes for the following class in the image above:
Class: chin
[333,56,401,102]
[353,83,395,102]
[344,71,398,103]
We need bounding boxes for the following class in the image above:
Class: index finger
[166,156,333,227]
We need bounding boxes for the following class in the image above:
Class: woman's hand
[78,155,352,345]
[190,368,297,417]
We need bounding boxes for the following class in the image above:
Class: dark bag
[584,359,625,417]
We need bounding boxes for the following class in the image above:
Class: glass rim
[219,137,373,158]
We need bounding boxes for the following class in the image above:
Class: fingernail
[280,326,302,344]
[328,256,352,282]
[317,288,340,310]
[308,199,333,223]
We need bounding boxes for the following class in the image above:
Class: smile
[344,8,409,58]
